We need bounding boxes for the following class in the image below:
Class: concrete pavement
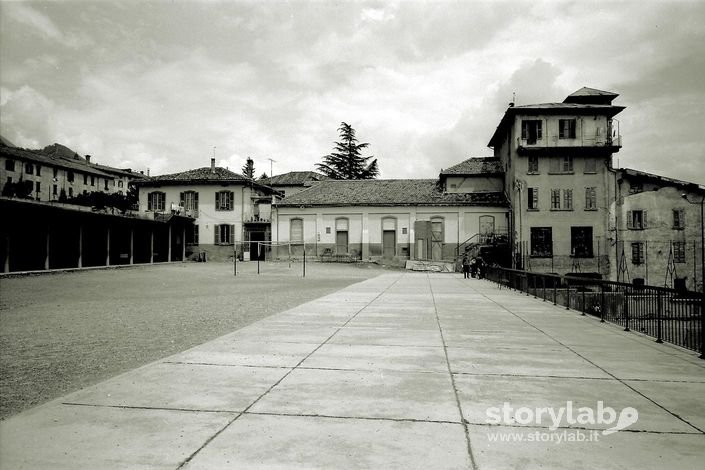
[1,272,704,469]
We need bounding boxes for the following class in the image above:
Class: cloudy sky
[1,0,704,183]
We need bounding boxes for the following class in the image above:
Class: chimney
[211,158,216,173]
[85,155,91,164]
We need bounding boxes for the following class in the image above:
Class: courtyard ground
[0,261,387,419]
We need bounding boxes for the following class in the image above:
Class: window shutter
[180,192,184,207]
[214,224,220,244]
[215,192,220,210]
[643,210,648,228]
[148,192,153,211]
[194,192,199,210]
[626,211,633,229]
[228,192,234,210]
[521,122,527,139]
[230,224,235,244]
[537,121,543,139]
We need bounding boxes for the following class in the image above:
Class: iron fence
[484,266,704,356]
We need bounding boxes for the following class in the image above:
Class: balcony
[244,215,270,224]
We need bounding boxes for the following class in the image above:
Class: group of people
[461,255,485,279]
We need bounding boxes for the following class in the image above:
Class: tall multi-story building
[488,87,625,276]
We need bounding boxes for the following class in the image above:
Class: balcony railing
[484,266,704,355]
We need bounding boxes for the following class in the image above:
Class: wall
[511,114,614,149]
[444,176,503,193]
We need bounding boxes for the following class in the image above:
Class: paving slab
[300,343,449,372]
[184,414,470,470]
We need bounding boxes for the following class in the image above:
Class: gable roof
[1,144,114,178]
[259,171,328,186]
[619,168,705,192]
[440,157,503,176]
[564,87,619,104]
[136,167,251,186]
[277,179,509,208]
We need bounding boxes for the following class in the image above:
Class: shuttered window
[213,224,235,245]
[147,191,166,211]
[180,191,199,211]
[215,191,234,211]
[528,187,539,210]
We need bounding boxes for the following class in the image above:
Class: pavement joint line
[467,421,705,435]
[175,273,405,469]
[163,362,451,375]
[428,274,477,470]
[60,401,240,414]
[463,277,705,435]
[451,372,619,381]
[162,361,293,370]
[243,410,462,425]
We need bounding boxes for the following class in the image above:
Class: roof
[619,168,705,192]
[440,157,503,176]
[276,179,509,207]
[488,88,624,148]
[1,144,114,178]
[259,171,328,186]
[136,167,251,185]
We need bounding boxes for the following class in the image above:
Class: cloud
[3,2,92,49]
[0,85,55,148]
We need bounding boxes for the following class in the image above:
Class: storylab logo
[485,401,639,443]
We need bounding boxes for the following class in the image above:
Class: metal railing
[484,266,704,356]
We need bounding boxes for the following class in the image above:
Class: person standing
[462,255,471,279]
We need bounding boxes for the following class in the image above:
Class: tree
[316,122,379,179]
[259,172,268,180]
[242,157,255,179]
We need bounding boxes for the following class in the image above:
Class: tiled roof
[259,171,328,186]
[565,87,619,99]
[620,168,705,191]
[277,179,509,207]
[1,144,114,178]
[137,167,251,185]
[440,157,503,176]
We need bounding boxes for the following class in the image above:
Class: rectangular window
[521,120,542,144]
[627,210,647,230]
[563,189,573,210]
[5,159,15,171]
[53,167,58,177]
[527,155,539,174]
[562,156,573,172]
[104,179,109,190]
[673,242,686,263]
[673,209,685,229]
[549,156,573,173]
[36,165,41,176]
[559,119,576,139]
[530,227,553,257]
[325,227,331,234]
[118,180,124,188]
[67,171,74,182]
[68,187,73,197]
[25,163,34,175]
[215,191,234,211]
[84,174,88,185]
[585,187,597,210]
[551,189,561,209]
[584,158,597,173]
[528,187,539,210]
[53,184,57,195]
[148,191,166,212]
[631,242,645,265]
[571,226,593,257]
[35,181,41,193]
[90,175,95,186]
[181,191,199,211]
[213,224,235,245]
[290,218,304,243]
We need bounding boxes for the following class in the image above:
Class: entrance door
[336,231,348,254]
[249,231,265,261]
[479,215,495,244]
[431,218,443,261]
[383,230,396,258]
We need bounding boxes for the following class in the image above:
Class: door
[479,215,495,244]
[249,231,265,260]
[383,230,396,258]
[431,218,443,261]
[336,231,348,254]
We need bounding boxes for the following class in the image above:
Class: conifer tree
[316,122,378,179]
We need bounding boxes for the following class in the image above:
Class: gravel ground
[0,261,388,419]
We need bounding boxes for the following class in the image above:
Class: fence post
[624,285,630,332]
[600,284,605,323]
[233,247,237,277]
[526,273,530,296]
[553,277,557,306]
[566,279,571,310]
[656,291,663,344]
[303,247,306,278]
[581,287,586,316]
[542,275,546,302]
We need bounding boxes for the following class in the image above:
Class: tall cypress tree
[242,157,255,178]
[316,122,379,179]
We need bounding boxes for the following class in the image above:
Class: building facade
[488,87,625,276]
[258,171,328,198]
[134,159,280,261]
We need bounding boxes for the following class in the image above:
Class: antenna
[268,158,276,178]
[213,146,216,158]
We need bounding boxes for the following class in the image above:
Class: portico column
[44,224,50,270]
[77,224,83,268]
[150,229,154,263]
[4,234,10,272]
[167,224,172,262]
[129,227,134,265]
[105,226,111,266]
[182,225,186,261]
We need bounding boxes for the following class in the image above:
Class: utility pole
[268,158,276,178]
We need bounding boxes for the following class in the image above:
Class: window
[5,159,15,171]
[68,187,73,197]
[53,167,58,178]
[35,181,41,194]
[584,158,597,173]
[25,163,34,175]
[559,119,576,139]
[147,191,166,211]
[215,190,234,211]
[530,227,553,257]
[528,155,539,174]
[104,179,109,190]
[585,187,597,210]
[53,184,58,196]
[549,156,573,173]
[673,242,686,263]
[402,227,408,235]
[550,189,572,210]
[673,209,685,229]
[325,227,331,234]
[118,180,124,188]
[36,165,41,176]
[551,189,561,209]
[67,171,74,182]
[631,242,645,265]
[528,187,539,210]
[214,224,235,245]
[629,182,643,194]
[563,189,573,210]
[180,191,199,211]
[90,175,95,186]
[521,120,542,144]
[290,218,303,243]
[83,174,88,185]
[571,226,593,257]
[187,225,199,245]
[627,210,647,230]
